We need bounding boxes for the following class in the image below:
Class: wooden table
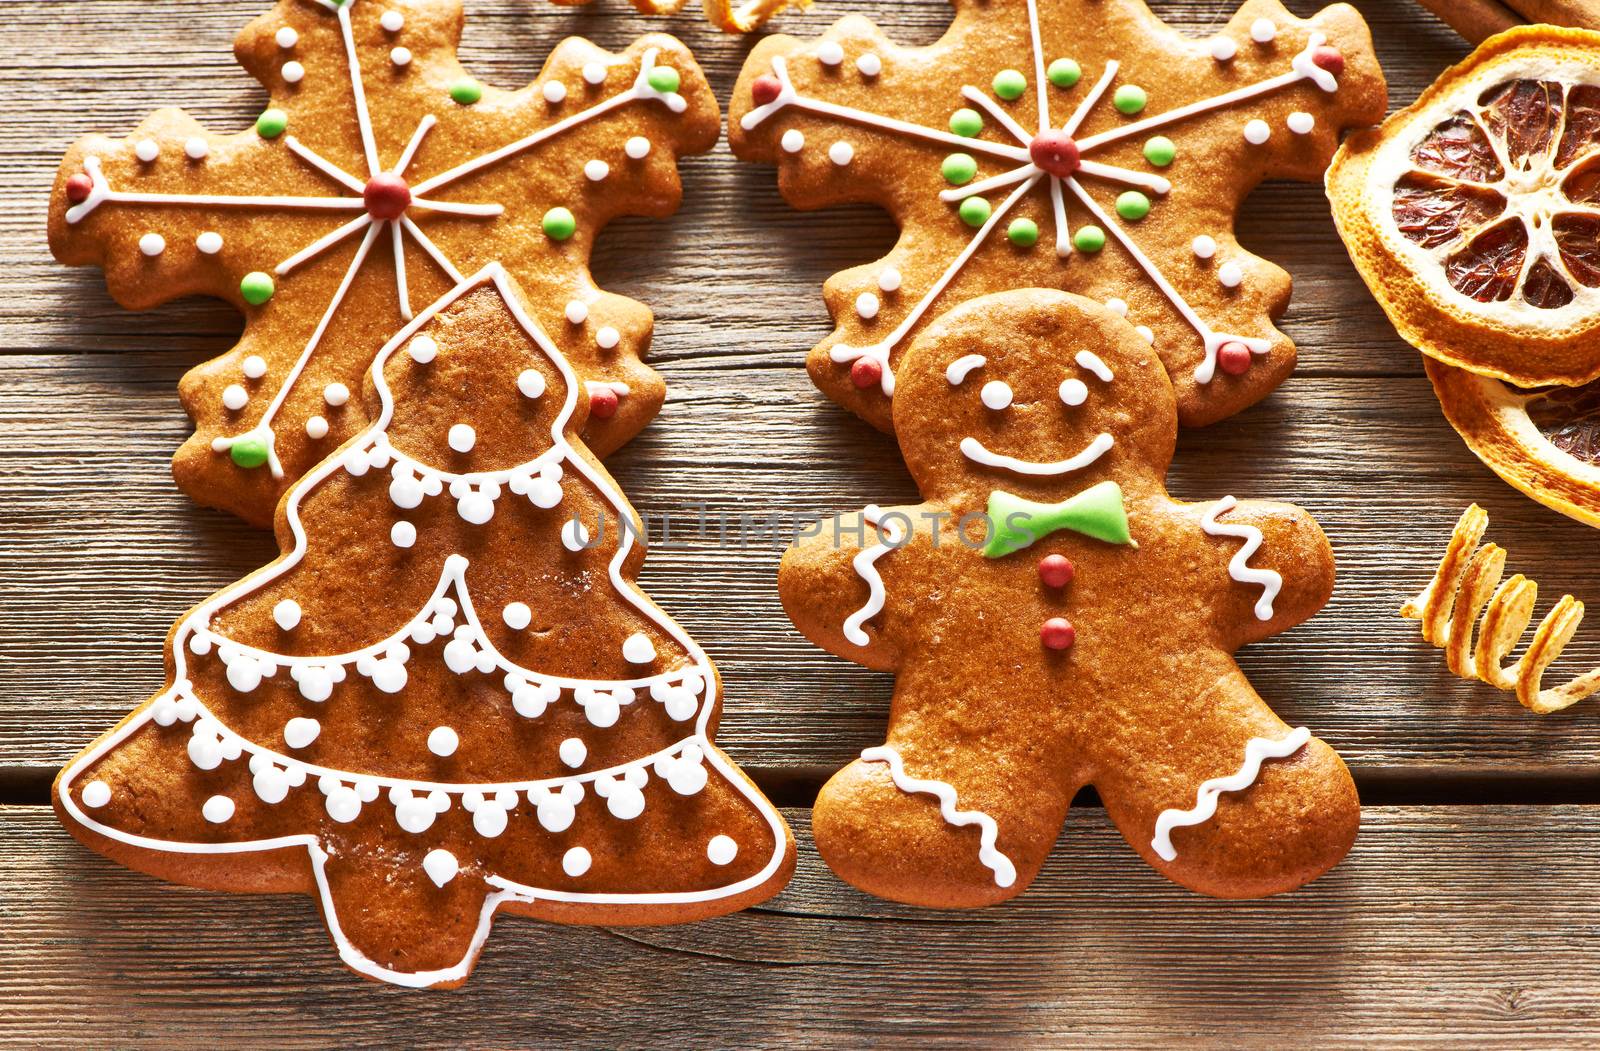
[4,0,1598,1044]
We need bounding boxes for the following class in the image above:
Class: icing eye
[980,380,1013,410]
[1059,378,1088,406]
[945,353,986,385]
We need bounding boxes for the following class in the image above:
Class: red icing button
[1038,554,1075,589]
[1028,131,1081,179]
[363,173,411,220]
[589,386,619,419]
[1041,617,1076,651]
[850,357,883,390]
[752,74,783,106]
[1217,341,1253,376]
[65,173,93,204]
[1311,46,1345,78]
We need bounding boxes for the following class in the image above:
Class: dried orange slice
[1329,27,1600,388]
[1428,358,1600,526]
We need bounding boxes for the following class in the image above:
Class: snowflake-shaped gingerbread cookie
[730,0,1386,432]
[50,0,718,526]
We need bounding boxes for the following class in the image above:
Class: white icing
[623,633,657,664]
[423,848,458,887]
[390,46,411,67]
[877,267,901,292]
[562,847,591,877]
[584,159,609,181]
[139,232,165,257]
[284,717,320,749]
[945,353,985,385]
[1210,37,1237,62]
[82,781,111,808]
[273,599,302,630]
[185,137,209,160]
[407,335,437,364]
[565,300,589,324]
[543,81,567,104]
[202,796,236,823]
[860,745,1016,887]
[517,369,546,399]
[306,415,329,439]
[1192,235,1217,260]
[448,423,476,453]
[1244,118,1271,145]
[1151,727,1310,861]
[1075,349,1113,382]
[1200,495,1282,619]
[780,129,804,153]
[855,291,880,319]
[390,520,416,548]
[323,383,350,407]
[817,41,844,66]
[843,505,906,647]
[707,835,737,865]
[559,737,587,768]
[596,326,620,349]
[428,726,459,757]
[1251,18,1277,44]
[625,136,651,160]
[1105,298,1128,316]
[283,60,305,84]
[135,139,159,162]
[856,53,882,77]
[503,602,531,630]
[222,384,248,411]
[243,354,267,379]
[828,141,854,166]
[1218,261,1244,288]
[1059,378,1088,406]
[960,432,1114,476]
[980,380,1013,410]
[1288,111,1315,135]
[276,26,299,49]
[583,63,606,85]
[381,10,404,32]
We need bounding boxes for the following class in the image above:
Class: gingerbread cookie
[779,288,1354,903]
[730,0,1386,433]
[54,265,793,988]
[50,0,719,526]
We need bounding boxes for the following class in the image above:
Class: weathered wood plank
[2,805,1598,1046]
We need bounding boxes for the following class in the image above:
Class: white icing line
[400,215,466,283]
[1074,349,1114,382]
[65,157,366,224]
[1024,0,1050,134]
[944,353,985,385]
[391,220,411,321]
[1150,726,1311,862]
[274,214,372,276]
[860,745,1017,888]
[1064,60,1119,136]
[1075,159,1171,196]
[392,114,437,178]
[960,432,1113,476]
[937,163,1037,203]
[409,198,504,218]
[959,84,1034,146]
[1200,495,1282,620]
[842,505,904,646]
[284,136,368,193]
[336,1,381,177]
[1048,176,1071,257]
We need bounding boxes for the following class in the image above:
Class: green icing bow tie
[983,481,1134,558]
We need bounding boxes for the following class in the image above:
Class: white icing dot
[283,716,320,749]
[1059,378,1088,406]
[565,299,589,324]
[855,291,880,319]
[562,847,592,877]
[857,52,882,77]
[559,737,587,768]
[818,41,844,66]
[562,518,590,552]
[139,232,165,257]
[306,415,329,439]
[82,780,111,808]
[543,80,567,104]
[202,795,236,823]
[448,423,476,453]
[428,726,459,757]
[981,380,1013,410]
[222,384,248,411]
[381,9,405,32]
[242,354,267,379]
[584,159,609,182]
[1219,261,1245,288]
[1105,297,1129,317]
[503,602,531,630]
[780,129,805,153]
[185,137,209,160]
[1251,18,1277,43]
[324,382,350,407]
[1136,325,1155,343]
[707,835,738,865]
[391,46,412,67]
[829,141,854,166]
[282,61,305,84]
[583,62,607,85]
[407,335,437,364]
[596,326,621,350]
[517,369,546,399]
[135,139,159,163]
[196,231,223,254]
[423,848,459,888]
[1209,36,1237,61]
[276,26,299,49]
[1288,111,1315,135]
[1192,234,1218,260]
[1244,119,1271,145]
[623,632,657,664]
[273,598,302,630]
[625,136,651,160]
[390,520,417,548]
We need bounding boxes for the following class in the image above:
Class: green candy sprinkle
[1143,136,1176,167]
[1047,58,1081,88]
[1073,225,1106,253]
[941,153,978,186]
[542,206,577,241]
[449,80,483,105]
[1116,191,1151,221]
[229,435,270,469]
[255,108,288,139]
[1007,218,1039,247]
[958,196,992,228]
[240,271,275,306]
[949,108,984,137]
[1113,84,1147,115]
[646,66,681,94]
[992,69,1027,101]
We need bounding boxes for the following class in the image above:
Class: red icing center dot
[65,173,93,204]
[1029,131,1081,179]
[850,357,884,390]
[1217,341,1253,376]
[363,173,412,220]
[1311,46,1345,78]
[1038,554,1075,589]
[752,74,783,106]
[1041,617,1076,651]
[589,386,620,420]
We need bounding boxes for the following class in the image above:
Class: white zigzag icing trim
[842,506,905,647]
[860,745,1017,887]
[1201,495,1282,621]
[1150,726,1311,862]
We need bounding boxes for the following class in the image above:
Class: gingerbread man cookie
[50,0,719,526]
[730,0,1386,433]
[55,265,793,988]
[780,288,1354,902]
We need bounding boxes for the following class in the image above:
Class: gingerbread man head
[780,288,1355,904]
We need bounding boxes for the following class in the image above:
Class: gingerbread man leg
[1090,662,1358,899]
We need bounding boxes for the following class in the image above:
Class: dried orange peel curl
[1402,505,1600,713]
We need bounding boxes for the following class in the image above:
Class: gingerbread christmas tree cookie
[779,288,1354,903]
[730,0,1386,433]
[50,0,719,526]
[54,265,793,988]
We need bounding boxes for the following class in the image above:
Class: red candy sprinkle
[363,173,412,220]
[65,173,93,204]
[1041,617,1076,651]
[1311,46,1344,78]
[1038,554,1075,589]
[850,357,883,390]
[1217,341,1253,376]
[752,74,783,106]
[589,386,619,419]
[1028,130,1081,179]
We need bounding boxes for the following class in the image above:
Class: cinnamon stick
[1415,0,1524,43]
[1505,0,1600,30]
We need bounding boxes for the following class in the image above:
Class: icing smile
[959,432,1115,476]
